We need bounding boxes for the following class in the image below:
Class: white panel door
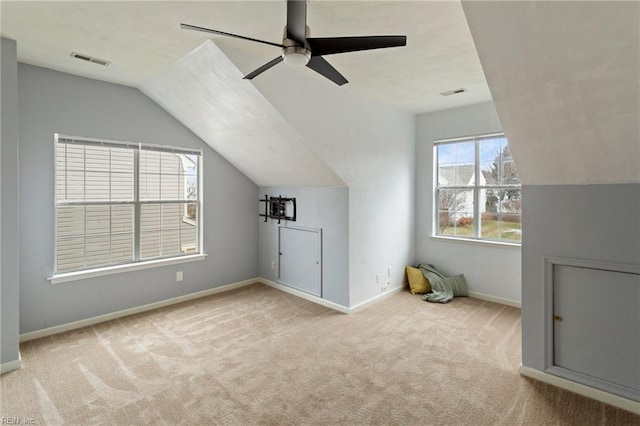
[278,226,321,297]
[553,265,640,399]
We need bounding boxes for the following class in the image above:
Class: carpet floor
[1,283,639,425]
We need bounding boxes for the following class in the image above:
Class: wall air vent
[440,88,467,96]
[70,52,110,66]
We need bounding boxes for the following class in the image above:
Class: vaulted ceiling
[1,0,491,114]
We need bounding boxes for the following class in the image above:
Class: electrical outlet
[376,273,380,284]
[271,261,276,269]
[388,267,392,277]
[176,271,183,282]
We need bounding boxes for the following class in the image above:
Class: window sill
[429,235,521,250]
[48,254,208,285]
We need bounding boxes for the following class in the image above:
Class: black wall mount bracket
[259,194,297,224]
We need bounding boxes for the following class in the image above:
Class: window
[54,134,201,274]
[434,133,521,243]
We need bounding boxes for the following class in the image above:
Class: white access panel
[278,226,322,297]
[552,263,640,400]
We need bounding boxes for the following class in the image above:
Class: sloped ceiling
[141,40,345,187]
[0,1,491,114]
[463,1,640,185]
[1,1,494,188]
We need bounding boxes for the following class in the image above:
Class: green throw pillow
[444,274,468,297]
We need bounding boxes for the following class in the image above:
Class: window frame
[433,132,522,245]
[50,134,204,282]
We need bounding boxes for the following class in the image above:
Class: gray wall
[1,38,20,366]
[521,184,640,370]
[18,64,258,333]
[258,187,349,307]
[417,102,522,304]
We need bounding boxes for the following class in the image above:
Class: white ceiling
[1,0,492,114]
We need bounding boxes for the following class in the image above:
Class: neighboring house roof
[439,165,475,186]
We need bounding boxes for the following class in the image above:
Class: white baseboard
[348,285,405,313]
[259,278,350,313]
[519,365,640,415]
[468,291,521,308]
[1,353,22,374]
[20,278,258,342]
[19,278,410,342]
[258,278,404,314]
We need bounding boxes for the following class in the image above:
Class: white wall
[416,102,521,305]
[219,43,416,307]
[1,38,20,368]
[17,64,259,333]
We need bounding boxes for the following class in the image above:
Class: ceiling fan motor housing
[282,25,312,66]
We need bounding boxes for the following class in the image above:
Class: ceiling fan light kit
[181,0,407,86]
[282,45,311,67]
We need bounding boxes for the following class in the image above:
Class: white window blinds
[54,135,201,274]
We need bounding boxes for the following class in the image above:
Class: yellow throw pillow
[406,266,431,295]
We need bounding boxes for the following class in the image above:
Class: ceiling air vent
[440,88,467,96]
[70,52,110,66]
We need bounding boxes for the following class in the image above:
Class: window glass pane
[56,237,85,272]
[437,189,473,237]
[160,174,180,200]
[110,148,133,173]
[111,205,134,263]
[140,151,194,201]
[140,203,197,259]
[181,203,198,254]
[111,172,134,200]
[56,205,85,239]
[479,137,520,186]
[437,141,475,187]
[160,151,180,174]
[140,173,160,200]
[140,150,160,175]
[85,205,110,236]
[140,204,161,259]
[141,204,161,232]
[181,154,199,200]
[65,171,85,201]
[85,235,111,268]
[111,205,133,234]
[85,171,110,200]
[111,233,134,263]
[65,144,85,172]
[85,145,110,172]
[480,188,522,242]
[500,214,522,242]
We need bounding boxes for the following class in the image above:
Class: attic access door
[547,258,640,401]
[278,226,322,297]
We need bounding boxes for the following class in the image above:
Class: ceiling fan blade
[243,56,284,80]
[307,35,407,56]
[286,0,307,45]
[180,23,284,49]
[306,56,348,86]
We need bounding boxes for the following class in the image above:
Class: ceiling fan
[180,0,407,86]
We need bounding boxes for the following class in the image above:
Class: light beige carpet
[1,283,638,425]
